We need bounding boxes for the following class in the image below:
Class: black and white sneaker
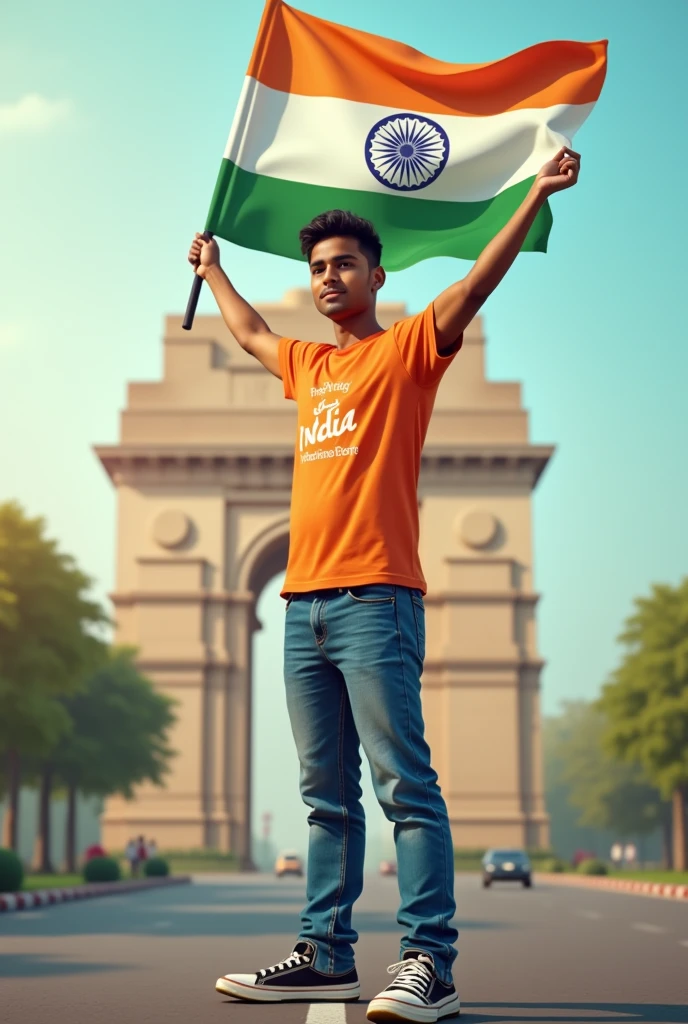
[366,949,460,1022]
[215,940,360,1003]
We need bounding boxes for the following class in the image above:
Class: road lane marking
[679,940,688,948]
[306,1003,347,1023]
[632,923,667,934]
[576,910,602,920]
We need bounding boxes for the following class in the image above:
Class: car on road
[482,848,531,888]
[274,852,304,878]
[379,860,397,876]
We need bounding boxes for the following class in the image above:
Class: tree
[0,570,17,801]
[598,578,688,871]
[0,569,17,631]
[49,648,176,871]
[556,700,666,841]
[0,502,107,856]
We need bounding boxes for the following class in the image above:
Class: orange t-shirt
[278,303,460,595]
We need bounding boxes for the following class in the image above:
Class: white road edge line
[305,1003,348,1024]
[576,910,602,920]
[679,940,688,948]
[632,923,667,934]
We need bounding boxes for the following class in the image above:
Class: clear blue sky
[2,0,687,857]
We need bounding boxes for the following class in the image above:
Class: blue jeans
[283,584,458,983]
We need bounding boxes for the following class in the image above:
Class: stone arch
[236,516,291,600]
[220,515,291,867]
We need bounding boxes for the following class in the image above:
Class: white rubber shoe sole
[366,990,460,1022]
[215,974,361,1003]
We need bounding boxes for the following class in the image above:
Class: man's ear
[371,266,386,292]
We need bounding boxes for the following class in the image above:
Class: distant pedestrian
[147,838,158,859]
[125,838,138,877]
[136,835,148,871]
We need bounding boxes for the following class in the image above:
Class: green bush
[540,857,566,873]
[162,849,239,873]
[144,857,170,877]
[83,856,121,883]
[0,848,24,892]
[160,848,237,862]
[526,849,557,864]
[577,857,608,876]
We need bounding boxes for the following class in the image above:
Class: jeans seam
[394,593,452,979]
[317,600,337,666]
[411,597,424,661]
[309,598,335,666]
[325,683,349,972]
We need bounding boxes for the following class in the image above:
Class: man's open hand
[535,146,580,197]
[188,232,220,278]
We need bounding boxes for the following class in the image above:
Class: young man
[190,145,579,1023]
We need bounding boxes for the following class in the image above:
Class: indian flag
[206,0,607,270]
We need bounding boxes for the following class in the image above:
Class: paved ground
[1,872,687,1024]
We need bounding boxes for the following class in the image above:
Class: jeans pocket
[346,584,396,604]
[411,594,426,661]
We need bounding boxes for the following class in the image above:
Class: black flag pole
[182,232,213,331]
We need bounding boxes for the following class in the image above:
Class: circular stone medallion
[365,113,450,192]
[151,509,191,549]
[459,509,499,550]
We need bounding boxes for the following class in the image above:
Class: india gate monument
[96,289,551,865]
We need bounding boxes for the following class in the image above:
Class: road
[1,873,687,1024]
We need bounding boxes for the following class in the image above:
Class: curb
[536,873,688,901]
[0,875,191,913]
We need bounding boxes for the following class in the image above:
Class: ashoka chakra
[365,113,450,192]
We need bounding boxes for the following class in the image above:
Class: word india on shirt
[299,384,358,461]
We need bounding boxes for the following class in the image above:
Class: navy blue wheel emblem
[365,113,450,192]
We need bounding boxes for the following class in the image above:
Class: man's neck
[330,309,383,351]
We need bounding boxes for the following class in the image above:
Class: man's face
[308,235,384,320]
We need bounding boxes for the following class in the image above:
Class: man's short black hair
[299,210,383,268]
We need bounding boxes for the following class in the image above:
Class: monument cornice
[110,589,256,607]
[94,443,554,486]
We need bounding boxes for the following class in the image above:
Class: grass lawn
[22,874,84,891]
[606,869,688,884]
[21,869,180,890]
[105,849,239,875]
[166,855,239,874]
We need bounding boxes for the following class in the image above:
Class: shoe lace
[386,958,434,998]
[257,951,309,979]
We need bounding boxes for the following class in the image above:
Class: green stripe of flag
[206,160,552,271]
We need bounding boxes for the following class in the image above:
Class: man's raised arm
[187,233,282,379]
[433,146,581,353]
